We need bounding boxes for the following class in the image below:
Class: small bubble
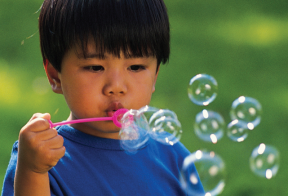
[188,74,218,106]
[230,96,262,128]
[227,119,249,142]
[138,105,159,122]
[250,143,280,179]
[194,110,225,143]
[148,109,181,145]
[151,116,182,145]
[149,109,178,126]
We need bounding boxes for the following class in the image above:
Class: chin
[96,123,121,133]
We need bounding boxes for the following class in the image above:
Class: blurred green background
[1,0,288,195]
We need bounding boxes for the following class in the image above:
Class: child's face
[55,42,159,139]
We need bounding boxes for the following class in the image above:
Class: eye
[85,66,104,72]
[129,65,146,72]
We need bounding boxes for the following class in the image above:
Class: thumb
[39,113,51,121]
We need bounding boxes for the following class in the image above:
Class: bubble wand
[48,108,129,128]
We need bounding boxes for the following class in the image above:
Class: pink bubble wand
[48,108,129,128]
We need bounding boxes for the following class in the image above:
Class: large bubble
[119,109,150,154]
[180,150,226,196]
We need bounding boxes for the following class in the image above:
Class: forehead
[69,42,156,63]
[72,37,156,60]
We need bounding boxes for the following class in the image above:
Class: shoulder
[1,141,19,196]
[9,140,19,165]
[12,140,19,151]
[147,139,190,166]
[173,141,190,156]
[155,139,190,157]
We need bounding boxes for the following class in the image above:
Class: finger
[40,113,51,121]
[51,146,66,161]
[21,117,50,133]
[44,146,66,169]
[35,128,58,141]
[28,113,43,122]
[28,113,51,122]
[45,134,64,149]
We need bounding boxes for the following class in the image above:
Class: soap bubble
[149,109,178,126]
[230,96,262,128]
[119,109,150,154]
[250,143,280,179]
[180,150,226,196]
[149,109,182,145]
[151,116,182,145]
[194,110,225,144]
[188,74,218,106]
[227,119,250,142]
[138,105,159,122]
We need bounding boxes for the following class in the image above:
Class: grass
[1,0,288,195]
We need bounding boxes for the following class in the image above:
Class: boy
[2,0,204,195]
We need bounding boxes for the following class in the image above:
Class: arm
[14,113,65,196]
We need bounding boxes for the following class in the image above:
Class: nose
[103,70,127,96]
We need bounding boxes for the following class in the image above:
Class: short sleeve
[1,141,19,196]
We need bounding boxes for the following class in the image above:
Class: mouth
[107,110,117,118]
[106,102,125,118]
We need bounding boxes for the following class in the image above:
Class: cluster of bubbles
[181,73,280,196]
[117,73,280,195]
[188,74,262,143]
[119,106,183,154]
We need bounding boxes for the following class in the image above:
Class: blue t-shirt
[2,125,204,195]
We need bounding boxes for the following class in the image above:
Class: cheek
[61,85,82,111]
[62,73,93,96]
[132,83,154,106]
[61,78,90,109]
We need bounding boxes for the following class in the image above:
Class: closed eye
[85,66,104,72]
[128,65,146,72]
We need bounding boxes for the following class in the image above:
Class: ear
[43,60,63,94]
[152,65,160,93]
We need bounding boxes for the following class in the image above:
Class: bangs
[39,0,170,71]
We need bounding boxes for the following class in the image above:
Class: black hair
[39,0,170,72]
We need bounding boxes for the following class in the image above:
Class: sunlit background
[1,0,288,195]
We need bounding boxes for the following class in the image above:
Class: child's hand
[17,113,66,174]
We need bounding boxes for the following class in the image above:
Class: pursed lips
[106,102,125,117]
